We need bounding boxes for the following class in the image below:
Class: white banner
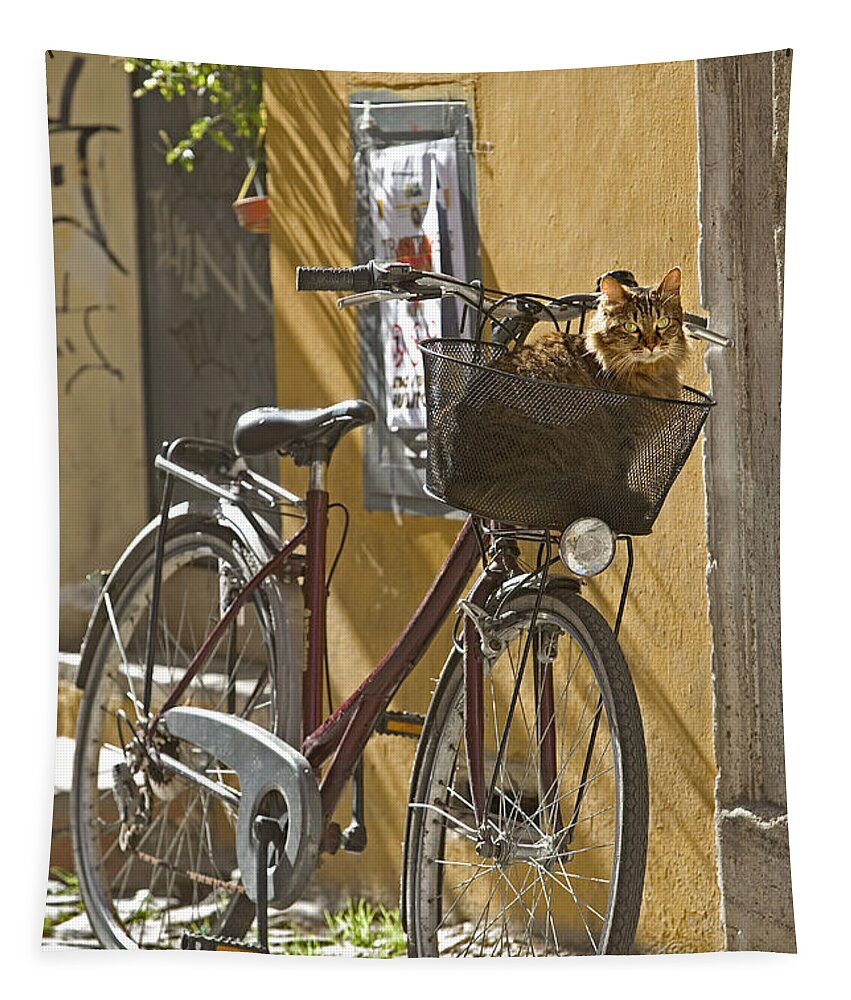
[367,138,467,430]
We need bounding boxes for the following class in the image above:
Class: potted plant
[123,59,269,233]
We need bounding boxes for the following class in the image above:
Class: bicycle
[69,260,729,956]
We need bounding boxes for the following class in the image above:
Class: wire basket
[419,338,714,535]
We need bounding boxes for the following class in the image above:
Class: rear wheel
[71,514,281,948]
[404,588,648,956]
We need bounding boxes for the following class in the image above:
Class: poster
[367,138,467,430]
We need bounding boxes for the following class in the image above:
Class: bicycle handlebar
[294,260,733,347]
[295,263,378,293]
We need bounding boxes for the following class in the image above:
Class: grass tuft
[323,899,406,958]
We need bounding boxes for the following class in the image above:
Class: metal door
[134,85,279,510]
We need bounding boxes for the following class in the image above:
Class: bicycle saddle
[233,399,376,463]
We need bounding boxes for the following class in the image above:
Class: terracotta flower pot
[232,194,269,235]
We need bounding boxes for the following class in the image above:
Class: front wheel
[404,587,648,956]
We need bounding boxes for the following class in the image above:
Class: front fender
[399,570,580,927]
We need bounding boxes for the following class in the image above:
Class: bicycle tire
[403,586,648,956]
[71,511,285,949]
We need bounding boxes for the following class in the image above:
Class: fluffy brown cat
[489,267,688,399]
[435,268,690,529]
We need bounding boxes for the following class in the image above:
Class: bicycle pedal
[376,710,424,739]
[341,819,367,853]
[181,932,267,954]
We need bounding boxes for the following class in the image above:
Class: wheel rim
[73,533,275,948]
[413,605,624,956]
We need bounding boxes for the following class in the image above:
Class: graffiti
[146,188,273,315]
[49,55,128,394]
[169,315,240,382]
[48,55,126,275]
[55,271,124,394]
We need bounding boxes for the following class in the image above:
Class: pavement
[45,656,404,955]
[44,656,468,957]
[41,874,376,954]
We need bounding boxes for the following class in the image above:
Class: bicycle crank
[159,707,323,909]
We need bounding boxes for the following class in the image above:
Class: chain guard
[159,707,322,909]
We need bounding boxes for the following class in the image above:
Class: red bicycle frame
[147,456,530,844]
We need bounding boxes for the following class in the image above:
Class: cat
[433,268,691,531]
[489,266,688,399]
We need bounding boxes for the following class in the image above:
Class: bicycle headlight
[559,517,616,577]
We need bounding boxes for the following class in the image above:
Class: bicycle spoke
[104,591,144,721]
[409,801,479,838]
[410,589,645,957]
[74,530,279,949]
[437,867,499,937]
[550,855,597,950]
[491,865,542,953]
[460,866,504,956]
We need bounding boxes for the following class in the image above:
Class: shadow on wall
[263,61,721,950]
[265,68,468,905]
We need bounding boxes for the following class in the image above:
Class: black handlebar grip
[296,264,375,293]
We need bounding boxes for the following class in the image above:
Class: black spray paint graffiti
[50,55,126,393]
[49,55,126,274]
[55,272,124,394]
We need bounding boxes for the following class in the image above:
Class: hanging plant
[123,59,269,233]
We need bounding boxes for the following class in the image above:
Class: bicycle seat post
[308,453,327,493]
[304,449,330,737]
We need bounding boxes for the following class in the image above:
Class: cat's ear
[599,273,630,304]
[657,267,682,301]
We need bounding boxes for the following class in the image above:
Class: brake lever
[683,322,734,348]
[337,286,444,310]
[336,289,415,310]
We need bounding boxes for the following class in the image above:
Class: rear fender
[75,500,304,747]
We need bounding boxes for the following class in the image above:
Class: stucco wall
[48,52,148,651]
[265,61,722,952]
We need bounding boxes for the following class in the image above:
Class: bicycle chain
[134,849,246,896]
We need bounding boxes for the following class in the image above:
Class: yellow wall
[265,61,722,952]
[48,52,148,650]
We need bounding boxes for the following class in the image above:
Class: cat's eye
[656,317,671,330]
[623,322,639,334]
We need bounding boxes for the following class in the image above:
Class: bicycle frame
[142,448,515,843]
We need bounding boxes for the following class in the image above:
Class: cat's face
[589,268,687,376]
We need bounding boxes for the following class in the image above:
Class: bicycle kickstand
[253,814,284,954]
[179,813,281,954]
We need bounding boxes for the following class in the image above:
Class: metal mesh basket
[419,338,714,535]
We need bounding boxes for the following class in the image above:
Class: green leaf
[209,129,234,152]
[188,117,211,140]
[117,59,265,173]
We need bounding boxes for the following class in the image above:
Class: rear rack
[154,436,304,511]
